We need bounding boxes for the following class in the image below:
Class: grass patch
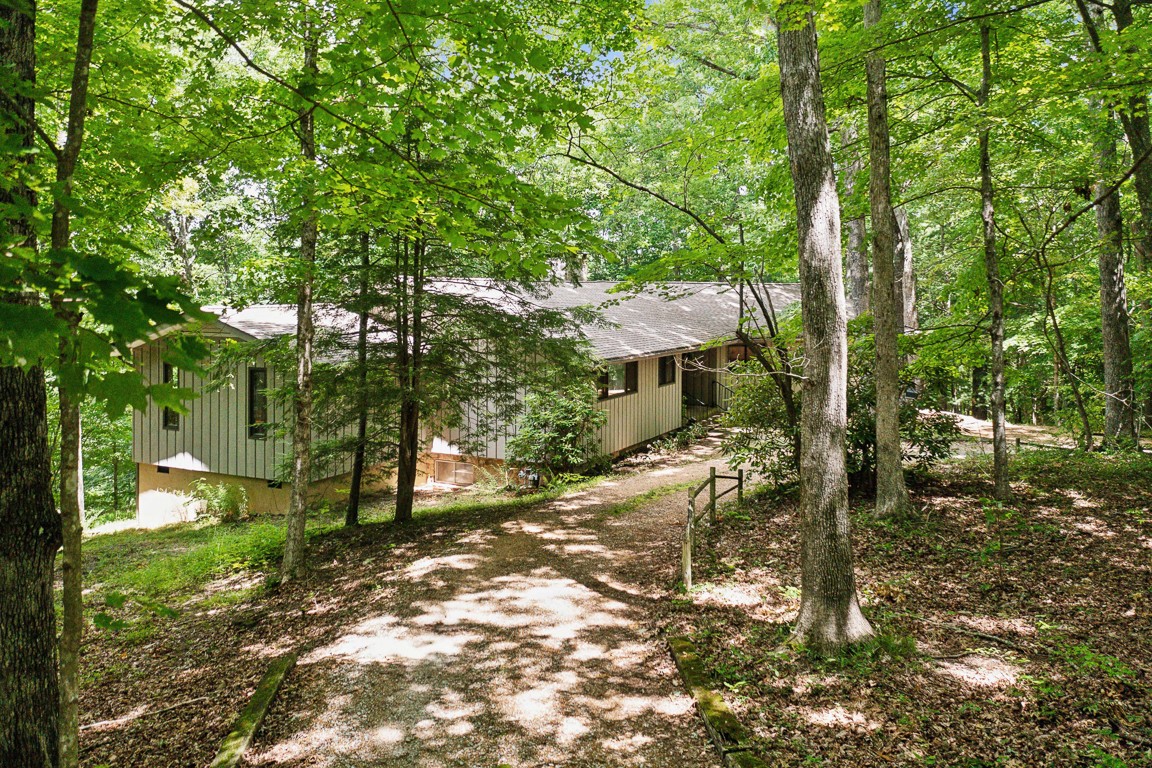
[599,480,699,518]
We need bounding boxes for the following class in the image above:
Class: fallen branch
[916,617,1028,653]
[80,696,210,731]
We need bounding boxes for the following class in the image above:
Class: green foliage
[723,320,961,491]
[190,479,250,523]
[506,383,609,476]
[650,418,712,454]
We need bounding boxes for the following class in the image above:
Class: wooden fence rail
[683,466,743,590]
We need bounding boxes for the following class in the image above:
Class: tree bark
[1,5,64,764]
[895,207,918,332]
[282,31,319,582]
[48,2,100,764]
[776,0,873,653]
[1110,0,1152,267]
[977,24,1010,500]
[346,232,370,527]
[864,0,910,519]
[393,235,425,525]
[1093,113,1137,447]
[842,124,869,319]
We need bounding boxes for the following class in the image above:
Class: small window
[727,344,753,364]
[248,367,269,439]
[161,363,180,431]
[658,355,676,386]
[598,361,638,399]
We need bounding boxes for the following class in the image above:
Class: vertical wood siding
[132,341,353,482]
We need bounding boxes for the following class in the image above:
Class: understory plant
[190,480,249,523]
[506,383,609,478]
[723,317,960,492]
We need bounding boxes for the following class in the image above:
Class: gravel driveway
[247,437,733,768]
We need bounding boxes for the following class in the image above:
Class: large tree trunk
[864,0,910,519]
[978,24,1010,500]
[895,207,918,331]
[282,33,319,582]
[1111,0,1152,267]
[346,232,370,527]
[48,2,100,764]
[1093,117,1136,447]
[776,0,873,653]
[1,6,63,763]
[842,124,869,318]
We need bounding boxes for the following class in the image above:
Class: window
[248,367,269,439]
[598,361,638,399]
[727,344,754,364]
[658,355,677,386]
[161,363,179,431]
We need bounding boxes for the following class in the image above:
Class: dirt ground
[78,434,737,767]
[671,450,1152,766]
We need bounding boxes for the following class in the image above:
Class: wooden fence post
[683,496,694,590]
[737,468,744,504]
[708,466,717,522]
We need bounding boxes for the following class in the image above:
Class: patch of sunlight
[802,704,881,731]
[408,573,632,643]
[569,641,606,661]
[370,725,405,745]
[602,733,655,752]
[1069,517,1115,538]
[952,615,1036,636]
[933,654,1021,688]
[558,716,590,743]
[403,553,483,579]
[693,582,763,608]
[1064,489,1098,510]
[310,615,482,664]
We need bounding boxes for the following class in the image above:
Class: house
[131,281,800,522]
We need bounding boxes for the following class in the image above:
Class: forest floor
[74,431,731,767]
[673,449,1152,767]
[74,443,1152,767]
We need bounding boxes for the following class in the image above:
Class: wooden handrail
[682,465,744,590]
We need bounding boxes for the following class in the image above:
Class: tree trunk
[842,124,869,318]
[1093,114,1137,447]
[776,0,873,653]
[895,207,918,332]
[282,32,319,583]
[49,2,100,763]
[864,0,910,519]
[1110,0,1152,267]
[346,232,370,527]
[978,24,1009,500]
[0,6,63,764]
[393,235,425,525]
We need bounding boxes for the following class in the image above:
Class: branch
[557,141,728,245]
[664,44,754,81]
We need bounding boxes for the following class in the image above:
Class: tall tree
[843,124,870,319]
[0,3,64,762]
[977,23,1010,500]
[281,26,319,582]
[776,0,873,652]
[49,2,101,763]
[864,0,911,518]
[1092,116,1136,446]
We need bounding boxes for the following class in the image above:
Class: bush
[722,317,960,492]
[506,383,609,476]
[190,480,249,523]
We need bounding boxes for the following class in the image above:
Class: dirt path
[248,438,734,768]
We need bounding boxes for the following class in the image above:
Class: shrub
[506,383,609,476]
[190,480,250,523]
[722,317,960,492]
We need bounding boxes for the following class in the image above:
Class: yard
[671,450,1152,766]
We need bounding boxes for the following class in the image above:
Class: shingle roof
[204,281,801,362]
[528,281,801,361]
